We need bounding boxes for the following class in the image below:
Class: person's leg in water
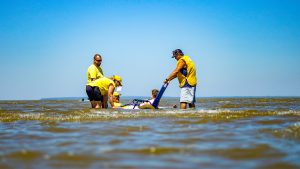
[94,87,102,108]
[102,95,108,108]
[180,86,196,109]
[189,86,196,108]
[180,102,187,109]
[180,87,191,109]
[188,103,195,108]
[86,86,96,108]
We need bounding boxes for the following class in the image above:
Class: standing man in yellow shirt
[164,49,197,109]
[86,54,104,108]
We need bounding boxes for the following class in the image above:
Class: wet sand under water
[0,97,300,169]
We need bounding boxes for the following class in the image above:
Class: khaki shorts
[180,86,196,104]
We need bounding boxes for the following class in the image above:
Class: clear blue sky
[0,0,300,100]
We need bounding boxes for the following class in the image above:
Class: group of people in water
[85,49,197,109]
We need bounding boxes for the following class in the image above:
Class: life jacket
[176,55,197,87]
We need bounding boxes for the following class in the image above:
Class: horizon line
[1,95,300,101]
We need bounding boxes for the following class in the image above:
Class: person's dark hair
[152,89,159,98]
[94,54,102,60]
[172,49,184,57]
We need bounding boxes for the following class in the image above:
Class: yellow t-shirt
[177,55,197,87]
[86,64,104,84]
[89,77,115,95]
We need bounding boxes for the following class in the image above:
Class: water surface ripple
[0,98,300,169]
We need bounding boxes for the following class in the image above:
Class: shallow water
[0,97,300,169]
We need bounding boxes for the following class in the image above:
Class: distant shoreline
[0,96,299,101]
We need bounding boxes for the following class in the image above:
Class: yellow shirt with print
[177,55,197,88]
[86,64,104,85]
[89,77,115,95]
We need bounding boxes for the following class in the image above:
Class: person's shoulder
[181,55,193,63]
[88,64,96,70]
[178,57,186,64]
[182,55,190,59]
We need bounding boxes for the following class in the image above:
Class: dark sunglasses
[95,59,102,62]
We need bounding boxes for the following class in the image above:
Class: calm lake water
[0,97,300,169]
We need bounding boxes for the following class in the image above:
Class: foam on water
[1,107,300,122]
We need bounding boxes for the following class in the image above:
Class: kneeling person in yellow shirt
[88,75,123,108]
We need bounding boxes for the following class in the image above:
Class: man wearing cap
[88,75,123,108]
[164,49,197,109]
[86,54,104,108]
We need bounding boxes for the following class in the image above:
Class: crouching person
[113,92,122,108]
[87,75,123,108]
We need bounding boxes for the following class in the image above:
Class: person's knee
[180,102,187,109]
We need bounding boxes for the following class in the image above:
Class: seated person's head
[151,89,159,99]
